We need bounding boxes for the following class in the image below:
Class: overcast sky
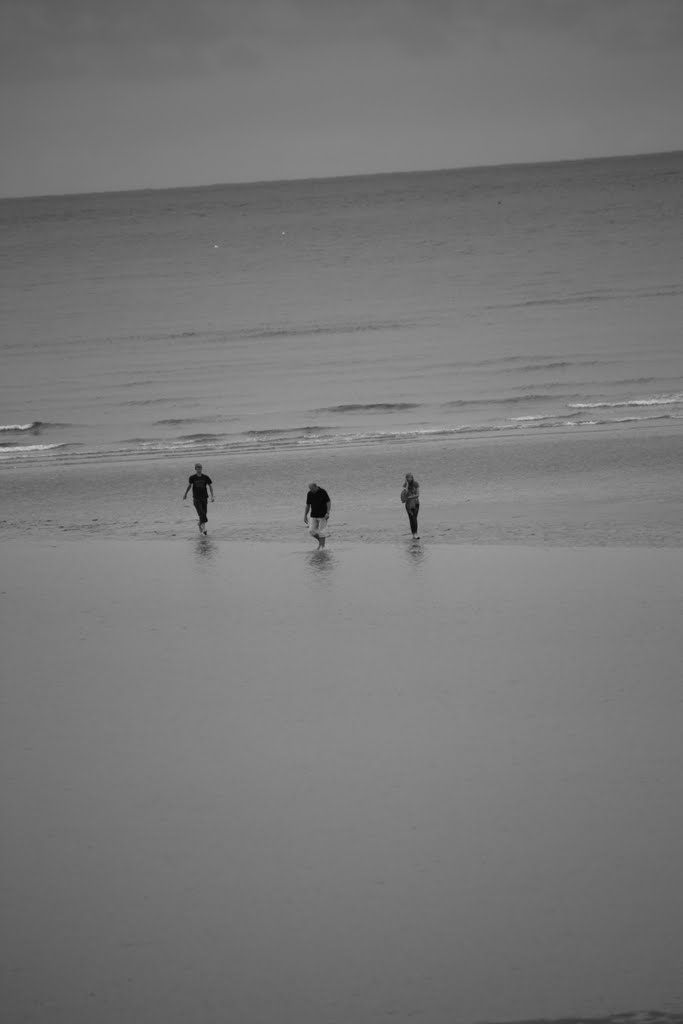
[1,0,682,197]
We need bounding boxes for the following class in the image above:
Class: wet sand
[2,429,683,547]
[1,539,682,1024]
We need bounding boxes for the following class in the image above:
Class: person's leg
[194,498,208,532]
[310,518,326,548]
[309,518,320,546]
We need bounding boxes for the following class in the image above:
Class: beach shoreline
[2,428,682,546]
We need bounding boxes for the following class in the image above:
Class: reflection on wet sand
[401,536,427,570]
[305,547,337,585]
[192,534,218,568]
[3,541,683,1023]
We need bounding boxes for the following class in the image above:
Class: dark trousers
[193,497,208,524]
[406,503,419,535]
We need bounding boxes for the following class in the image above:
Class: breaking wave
[567,393,683,410]
[1,400,680,466]
[317,403,421,414]
[443,394,570,408]
[0,421,66,434]
[154,416,237,426]
[0,442,69,454]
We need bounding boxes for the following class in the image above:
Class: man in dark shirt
[183,463,214,534]
[304,482,331,549]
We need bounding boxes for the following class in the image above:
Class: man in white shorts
[304,482,331,549]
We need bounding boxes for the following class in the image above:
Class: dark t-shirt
[307,487,330,518]
[189,473,212,500]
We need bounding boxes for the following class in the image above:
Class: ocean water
[1,151,682,540]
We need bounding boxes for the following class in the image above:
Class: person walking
[304,482,331,549]
[183,463,214,534]
[401,472,420,539]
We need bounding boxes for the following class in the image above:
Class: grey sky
[1,0,682,196]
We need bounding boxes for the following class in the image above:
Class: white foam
[568,393,683,410]
[0,443,63,454]
[511,414,554,422]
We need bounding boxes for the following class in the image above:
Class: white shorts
[309,517,328,537]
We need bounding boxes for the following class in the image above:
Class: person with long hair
[401,472,420,539]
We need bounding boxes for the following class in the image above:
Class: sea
[1,150,682,542]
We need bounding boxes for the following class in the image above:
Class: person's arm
[208,483,214,501]
[325,499,331,518]
[183,483,191,500]
[304,502,311,523]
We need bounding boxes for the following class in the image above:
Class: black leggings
[406,503,419,534]
[193,497,208,524]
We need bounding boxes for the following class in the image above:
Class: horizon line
[2,146,681,203]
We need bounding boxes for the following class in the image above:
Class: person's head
[405,473,414,485]
[195,463,203,474]
[308,482,319,493]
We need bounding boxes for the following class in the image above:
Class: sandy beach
[3,429,683,547]
[2,538,682,1024]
